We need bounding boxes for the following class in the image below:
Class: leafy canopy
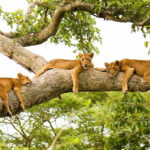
[0,92,149,149]
[1,0,150,52]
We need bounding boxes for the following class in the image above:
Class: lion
[32,52,94,94]
[0,73,31,116]
[104,59,150,94]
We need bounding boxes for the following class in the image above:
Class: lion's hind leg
[32,64,52,80]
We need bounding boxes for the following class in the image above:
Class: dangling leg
[122,68,134,94]
[14,87,25,111]
[71,68,81,94]
[0,88,12,116]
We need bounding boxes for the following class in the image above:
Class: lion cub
[33,52,94,94]
[104,59,150,93]
[0,73,31,116]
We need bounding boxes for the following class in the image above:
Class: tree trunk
[0,68,149,117]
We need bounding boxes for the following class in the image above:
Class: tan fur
[95,67,107,72]
[33,52,94,94]
[105,59,150,94]
[0,73,31,116]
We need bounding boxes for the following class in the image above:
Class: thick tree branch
[0,35,47,73]
[15,1,94,46]
[14,1,150,46]
[0,30,15,38]
[0,69,149,118]
[1,1,150,46]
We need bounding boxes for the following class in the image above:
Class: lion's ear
[115,60,120,66]
[89,52,94,58]
[78,52,83,58]
[105,62,109,68]
[17,73,23,78]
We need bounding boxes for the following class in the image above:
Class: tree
[0,92,150,149]
[0,0,150,116]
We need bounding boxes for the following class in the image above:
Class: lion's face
[105,60,120,77]
[17,73,31,85]
[78,52,94,69]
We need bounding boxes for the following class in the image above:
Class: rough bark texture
[0,35,47,73]
[0,68,149,117]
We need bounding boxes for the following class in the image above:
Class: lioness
[104,59,150,94]
[33,52,94,94]
[0,73,31,116]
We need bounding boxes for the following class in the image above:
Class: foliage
[0,92,149,149]
[0,0,150,149]
[0,0,102,53]
[50,12,101,54]
[1,0,150,52]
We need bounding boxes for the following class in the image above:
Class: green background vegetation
[0,0,150,149]
[0,92,150,150]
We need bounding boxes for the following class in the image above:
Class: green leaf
[144,41,148,48]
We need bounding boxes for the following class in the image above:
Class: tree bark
[0,68,149,117]
[0,35,47,73]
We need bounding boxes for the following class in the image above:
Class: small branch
[15,115,28,139]
[134,17,150,26]
[47,126,65,150]
[23,1,45,22]
[48,121,57,136]
[3,133,19,140]
[43,8,49,23]
[9,118,25,138]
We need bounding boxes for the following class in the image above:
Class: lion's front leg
[71,68,81,94]
[122,68,134,94]
[14,87,25,111]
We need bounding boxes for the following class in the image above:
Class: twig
[23,1,44,21]
[47,126,65,150]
